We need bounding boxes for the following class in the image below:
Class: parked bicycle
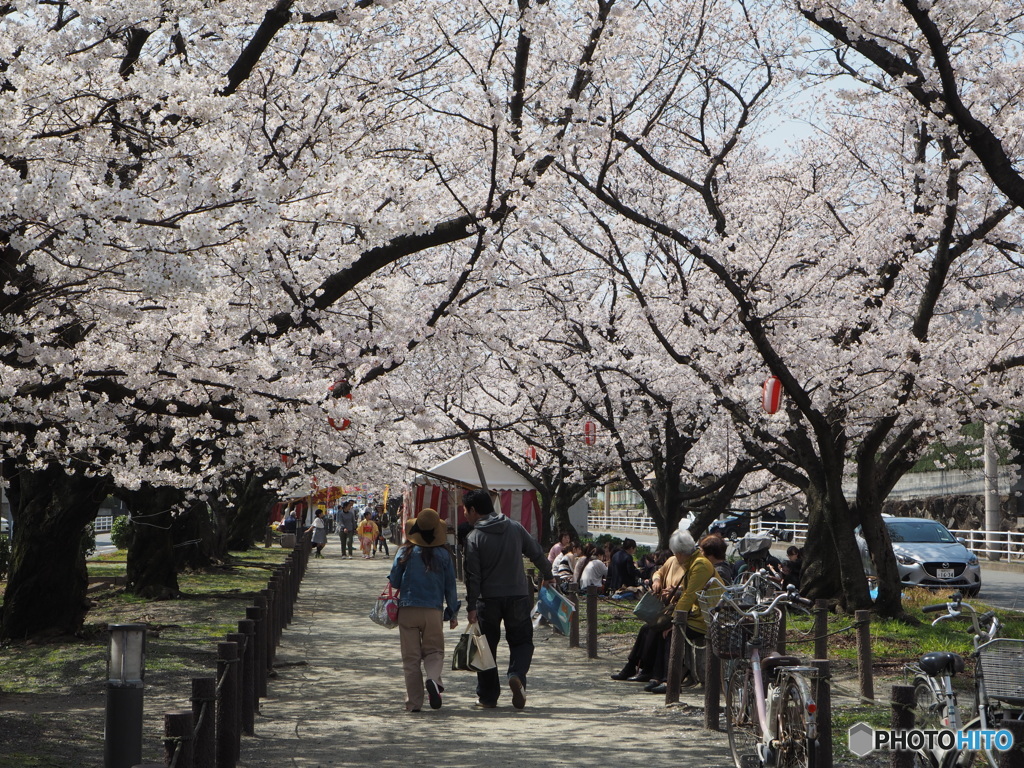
[909,593,1024,768]
[704,583,818,768]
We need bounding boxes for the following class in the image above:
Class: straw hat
[405,508,448,548]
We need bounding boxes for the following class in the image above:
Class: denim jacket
[388,546,460,619]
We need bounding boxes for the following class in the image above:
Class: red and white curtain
[402,483,541,540]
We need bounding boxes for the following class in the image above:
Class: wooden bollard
[568,589,580,649]
[813,599,829,661]
[855,609,873,701]
[890,684,916,768]
[191,677,216,768]
[238,619,257,733]
[665,622,685,704]
[813,658,833,768]
[996,718,1024,768]
[586,585,599,658]
[226,632,247,748]
[164,710,194,768]
[246,605,267,701]
[216,641,240,768]
[703,647,721,730]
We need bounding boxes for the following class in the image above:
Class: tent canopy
[413,450,536,491]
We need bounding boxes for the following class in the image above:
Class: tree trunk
[799,484,872,610]
[0,461,107,640]
[857,502,905,618]
[172,502,219,572]
[123,486,181,599]
[223,472,278,551]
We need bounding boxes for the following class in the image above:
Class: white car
[856,517,981,597]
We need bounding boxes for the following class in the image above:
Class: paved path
[238,546,733,768]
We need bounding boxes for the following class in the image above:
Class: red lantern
[525,446,538,466]
[762,375,783,414]
[583,420,596,446]
[328,378,353,431]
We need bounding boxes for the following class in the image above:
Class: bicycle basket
[707,604,781,660]
[978,639,1024,706]
[697,580,729,628]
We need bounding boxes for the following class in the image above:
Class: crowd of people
[291,492,804,716]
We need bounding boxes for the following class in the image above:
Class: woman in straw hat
[388,508,460,712]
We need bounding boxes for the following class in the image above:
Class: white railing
[587,509,658,533]
[591,512,1024,564]
[93,515,114,533]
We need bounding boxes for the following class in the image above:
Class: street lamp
[104,623,146,768]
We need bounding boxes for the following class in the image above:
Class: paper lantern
[762,375,783,414]
[328,378,353,430]
[583,420,596,445]
[525,446,538,466]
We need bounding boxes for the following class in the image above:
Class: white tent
[404,449,541,539]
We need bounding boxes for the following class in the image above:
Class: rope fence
[129,538,310,768]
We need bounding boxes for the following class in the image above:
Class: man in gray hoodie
[464,489,553,710]
[336,500,357,559]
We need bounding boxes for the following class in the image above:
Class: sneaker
[474,699,496,709]
[509,676,526,710]
[426,679,443,710]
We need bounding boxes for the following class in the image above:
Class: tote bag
[369,584,400,629]
[452,623,496,671]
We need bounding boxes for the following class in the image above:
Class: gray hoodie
[465,513,552,611]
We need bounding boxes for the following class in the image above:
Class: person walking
[388,508,459,712]
[463,489,553,710]
[305,509,327,558]
[357,510,378,559]
[373,504,391,557]
[337,500,357,559]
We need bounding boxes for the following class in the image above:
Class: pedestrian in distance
[337,500,357,559]
[305,509,327,558]
[357,510,378,559]
[388,508,460,713]
[463,488,554,710]
[373,504,391,557]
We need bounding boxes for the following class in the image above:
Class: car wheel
[964,587,980,598]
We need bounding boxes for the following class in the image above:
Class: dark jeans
[374,534,389,556]
[339,530,355,556]
[476,595,534,705]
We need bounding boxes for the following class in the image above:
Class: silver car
[857,517,981,597]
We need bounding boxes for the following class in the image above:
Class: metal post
[813,658,833,768]
[586,585,599,658]
[890,685,916,768]
[104,624,147,768]
[855,610,873,701]
[164,710,194,768]
[216,641,239,768]
[191,678,216,768]
[703,648,721,730]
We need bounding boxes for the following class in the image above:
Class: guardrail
[94,515,114,533]
[590,512,1024,563]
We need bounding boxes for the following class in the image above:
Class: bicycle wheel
[913,677,944,731]
[726,663,761,768]
[776,677,816,768]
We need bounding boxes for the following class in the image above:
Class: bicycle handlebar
[922,604,948,613]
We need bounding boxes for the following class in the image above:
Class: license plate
[937,569,955,579]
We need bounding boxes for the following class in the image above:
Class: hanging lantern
[583,420,596,446]
[762,375,783,414]
[328,378,353,431]
[525,446,538,466]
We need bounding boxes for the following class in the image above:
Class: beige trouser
[397,606,445,711]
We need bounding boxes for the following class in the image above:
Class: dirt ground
[1,548,890,767]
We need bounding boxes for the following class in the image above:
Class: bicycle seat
[919,651,965,676]
[761,653,801,673]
